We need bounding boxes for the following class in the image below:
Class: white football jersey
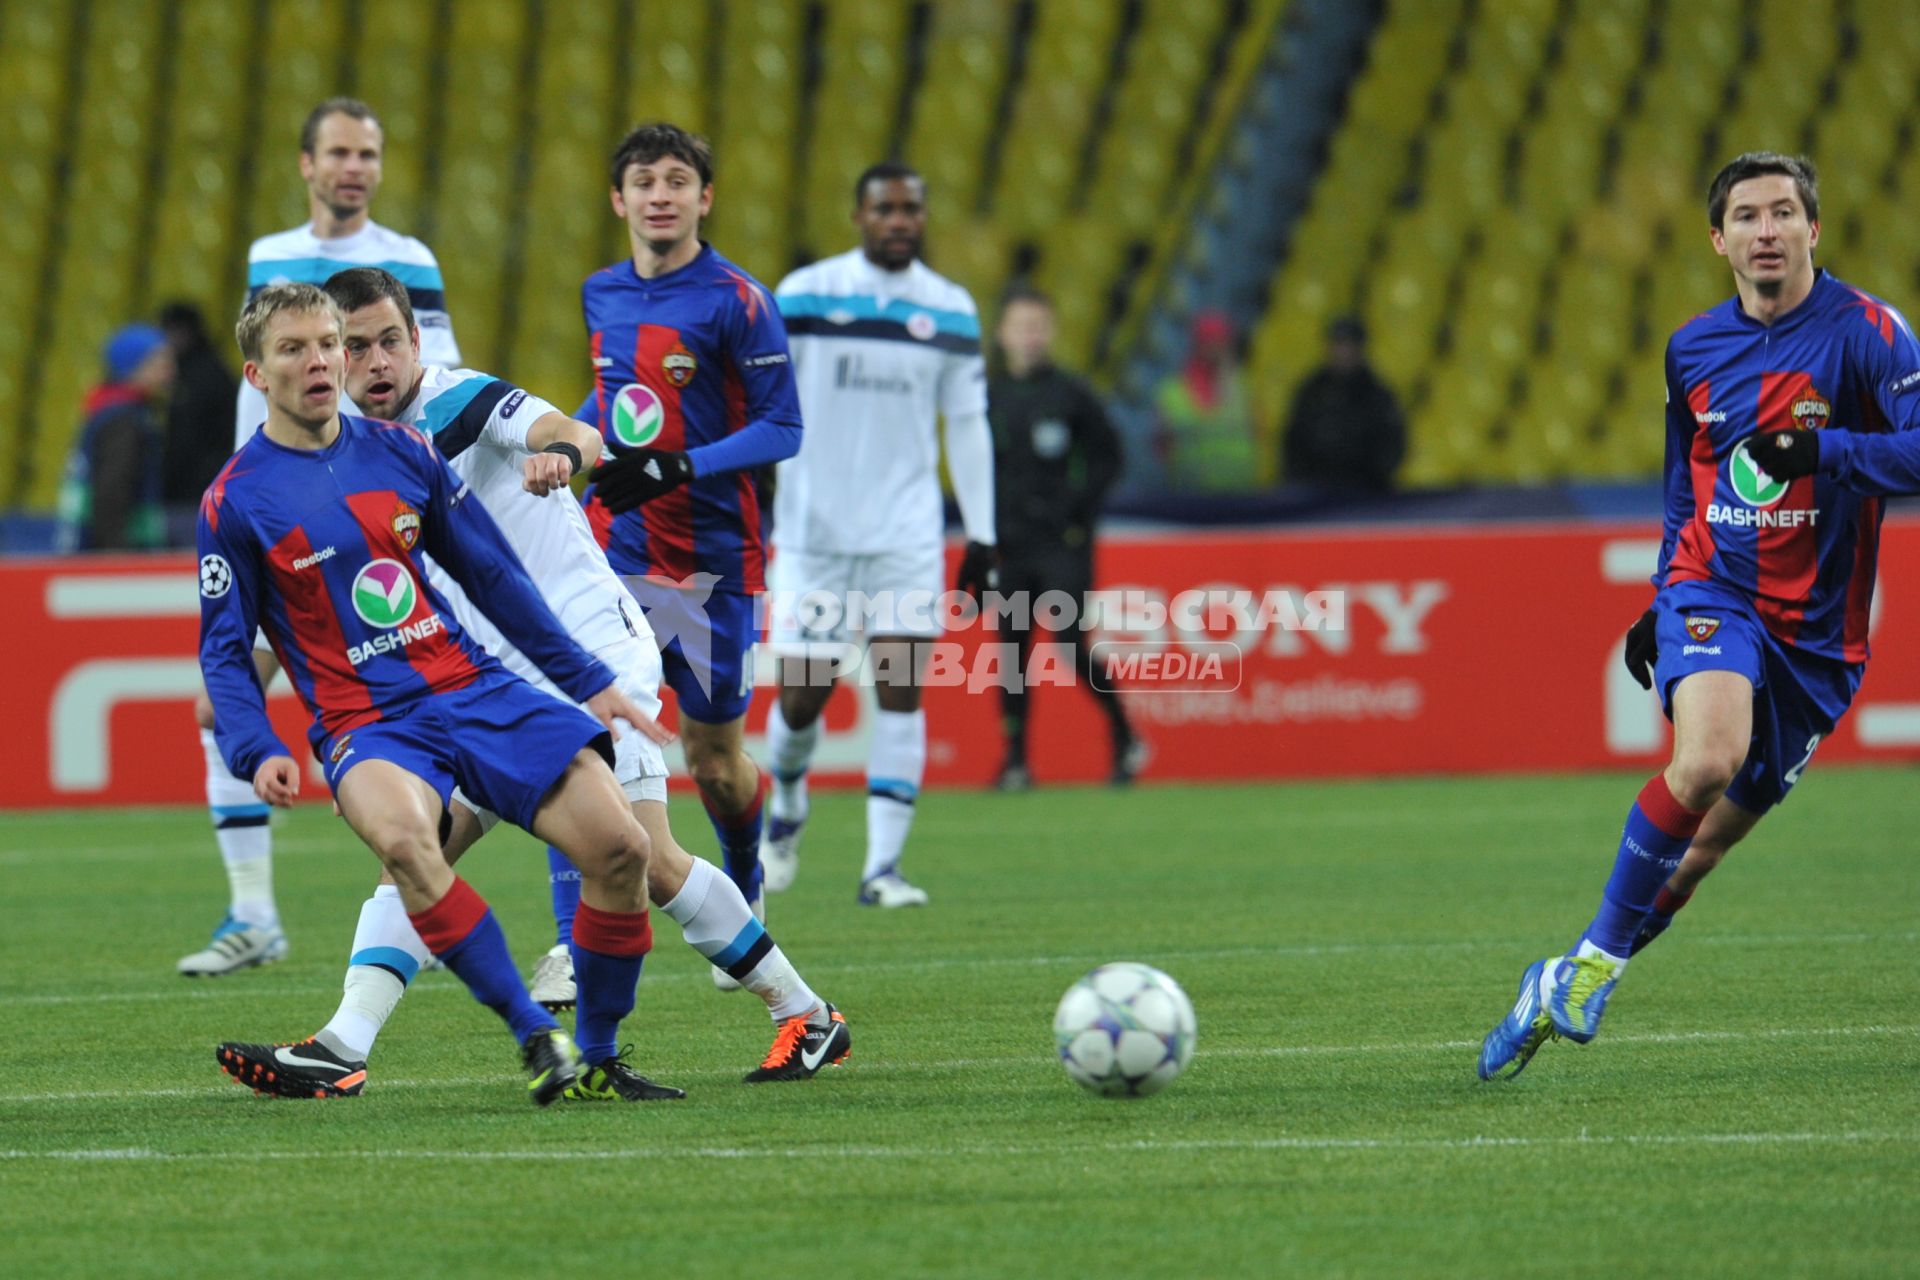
[236,220,460,448]
[773,248,988,554]
[384,365,649,684]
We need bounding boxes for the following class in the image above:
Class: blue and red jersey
[576,243,802,595]
[197,414,612,781]
[1657,269,1920,662]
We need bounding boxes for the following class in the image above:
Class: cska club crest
[663,341,697,387]
[1791,390,1831,432]
[391,500,422,551]
[1685,616,1721,642]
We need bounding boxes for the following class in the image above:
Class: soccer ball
[1053,962,1197,1097]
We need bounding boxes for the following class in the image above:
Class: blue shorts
[632,586,757,725]
[317,672,611,832]
[1652,579,1863,814]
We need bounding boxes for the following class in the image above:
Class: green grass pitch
[2,769,1916,1277]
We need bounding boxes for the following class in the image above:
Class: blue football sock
[410,879,557,1046]
[547,845,581,948]
[1580,775,1706,957]
[569,901,652,1063]
[701,773,766,902]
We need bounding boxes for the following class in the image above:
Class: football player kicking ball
[213,268,847,1101]
[1479,152,1920,1082]
[201,284,668,1105]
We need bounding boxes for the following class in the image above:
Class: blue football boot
[1548,952,1625,1044]
[1478,957,1556,1081]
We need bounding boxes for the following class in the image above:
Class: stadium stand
[0,0,1281,513]
[1249,0,1920,489]
[25,1,1917,508]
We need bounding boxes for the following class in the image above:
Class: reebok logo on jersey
[1694,409,1727,424]
[744,352,789,368]
[292,545,336,570]
[1685,617,1720,642]
[1889,369,1920,397]
[499,390,527,419]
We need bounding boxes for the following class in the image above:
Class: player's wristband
[542,441,584,479]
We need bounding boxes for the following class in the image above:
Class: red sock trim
[701,769,768,831]
[1637,774,1707,840]
[1652,884,1694,916]
[407,876,489,954]
[572,901,653,957]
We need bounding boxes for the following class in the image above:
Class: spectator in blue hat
[56,323,176,551]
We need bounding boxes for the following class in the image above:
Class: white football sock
[1574,937,1630,973]
[318,886,432,1060]
[765,700,817,821]
[203,727,278,930]
[863,708,925,882]
[661,857,820,1021]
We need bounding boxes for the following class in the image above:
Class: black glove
[955,540,999,601]
[588,447,693,514]
[1742,429,1820,483]
[1623,608,1658,691]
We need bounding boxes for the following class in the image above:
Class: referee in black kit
[987,285,1144,791]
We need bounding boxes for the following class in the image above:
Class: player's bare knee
[369,826,447,889]
[1665,753,1741,811]
[686,750,737,798]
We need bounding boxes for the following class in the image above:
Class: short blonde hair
[236,283,344,364]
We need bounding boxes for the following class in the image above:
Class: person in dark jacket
[57,323,175,551]
[988,286,1144,790]
[1280,315,1406,493]
[158,301,240,517]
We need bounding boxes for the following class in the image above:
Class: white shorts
[453,633,669,833]
[766,542,946,655]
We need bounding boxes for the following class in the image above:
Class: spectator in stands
[158,301,239,541]
[1155,308,1257,491]
[987,285,1144,790]
[56,324,174,551]
[1280,315,1407,494]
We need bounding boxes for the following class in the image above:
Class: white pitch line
[2,1129,1913,1163]
[10,929,1917,1007]
[0,1024,1913,1106]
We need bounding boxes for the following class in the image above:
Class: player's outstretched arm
[196,495,292,785]
[521,411,602,496]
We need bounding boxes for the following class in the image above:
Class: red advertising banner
[5,522,1918,809]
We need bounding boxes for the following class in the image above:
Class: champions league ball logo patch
[351,559,418,628]
[1685,616,1721,642]
[611,383,665,448]
[199,554,232,599]
[390,501,421,551]
[663,342,697,387]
